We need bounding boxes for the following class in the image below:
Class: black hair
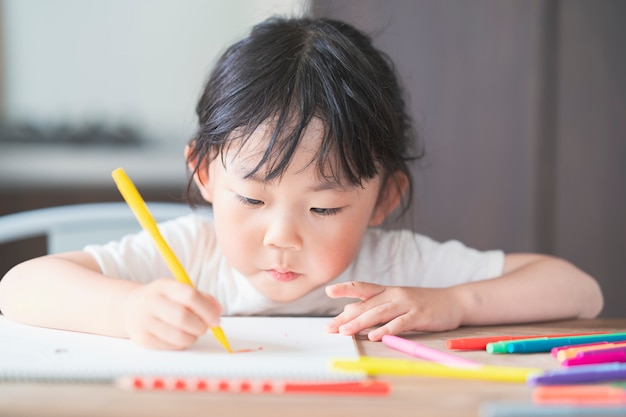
[187,16,422,215]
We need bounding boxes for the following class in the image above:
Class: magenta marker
[381,335,482,368]
[551,341,612,357]
[563,346,626,367]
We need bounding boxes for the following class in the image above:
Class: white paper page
[0,316,362,382]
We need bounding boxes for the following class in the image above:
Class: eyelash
[310,207,344,216]
[235,195,343,216]
[235,194,263,206]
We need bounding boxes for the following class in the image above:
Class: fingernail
[339,324,353,334]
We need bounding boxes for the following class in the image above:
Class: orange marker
[534,384,626,405]
[556,341,626,363]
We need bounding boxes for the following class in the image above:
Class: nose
[262,213,302,251]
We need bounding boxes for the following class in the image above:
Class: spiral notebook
[0,316,362,383]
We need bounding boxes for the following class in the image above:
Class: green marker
[487,332,626,354]
[487,338,544,354]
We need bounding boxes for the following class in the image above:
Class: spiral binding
[119,376,286,393]
[116,376,390,396]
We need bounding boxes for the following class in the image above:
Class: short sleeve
[83,214,209,284]
[350,229,505,288]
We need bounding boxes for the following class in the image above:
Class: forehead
[222,118,344,184]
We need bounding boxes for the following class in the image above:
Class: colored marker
[533,383,626,405]
[562,346,626,367]
[446,332,606,351]
[332,356,540,383]
[528,363,626,386]
[552,341,616,358]
[382,335,481,368]
[487,332,626,354]
[556,341,626,362]
[479,401,626,416]
[112,168,232,353]
[116,376,390,396]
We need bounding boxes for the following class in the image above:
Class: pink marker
[562,346,626,367]
[381,335,482,368]
[551,341,613,357]
[555,341,626,362]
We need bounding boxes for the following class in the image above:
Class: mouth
[266,269,301,282]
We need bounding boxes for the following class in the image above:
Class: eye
[310,207,343,216]
[235,194,264,207]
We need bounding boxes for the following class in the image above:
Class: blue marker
[486,332,626,354]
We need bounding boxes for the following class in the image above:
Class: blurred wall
[0,1,310,190]
[1,0,308,146]
[0,0,310,279]
[313,0,626,317]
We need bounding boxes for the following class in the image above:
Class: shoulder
[359,227,438,255]
[354,228,505,286]
[83,211,218,282]
[158,209,214,230]
[156,211,219,264]
[158,211,215,241]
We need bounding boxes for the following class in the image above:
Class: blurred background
[1,1,624,317]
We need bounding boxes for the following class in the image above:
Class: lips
[267,269,301,282]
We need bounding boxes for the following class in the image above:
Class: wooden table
[1,319,624,417]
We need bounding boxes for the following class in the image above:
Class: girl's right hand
[122,278,222,350]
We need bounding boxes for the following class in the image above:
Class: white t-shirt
[84,213,504,316]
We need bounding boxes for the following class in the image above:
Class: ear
[368,171,409,226]
[184,144,215,203]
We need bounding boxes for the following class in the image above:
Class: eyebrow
[239,169,352,193]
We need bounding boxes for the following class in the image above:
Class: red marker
[446,332,608,350]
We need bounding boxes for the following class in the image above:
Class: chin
[255,283,312,304]
[262,291,308,304]
[249,273,330,303]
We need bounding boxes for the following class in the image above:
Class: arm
[0,251,222,349]
[325,253,604,341]
[452,253,602,324]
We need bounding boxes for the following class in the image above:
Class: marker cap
[486,342,508,354]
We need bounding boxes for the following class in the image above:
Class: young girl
[0,17,603,350]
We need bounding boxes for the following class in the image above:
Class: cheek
[307,225,365,281]
[211,196,257,269]
[310,202,378,278]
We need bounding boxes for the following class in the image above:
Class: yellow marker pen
[111,167,232,353]
[332,356,540,383]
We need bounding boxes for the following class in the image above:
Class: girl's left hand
[324,281,465,341]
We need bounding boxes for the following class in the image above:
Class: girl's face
[192,119,392,302]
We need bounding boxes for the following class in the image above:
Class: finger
[199,293,223,327]
[366,304,460,341]
[366,314,414,341]
[325,281,385,300]
[326,304,361,333]
[160,281,222,328]
[325,288,390,333]
[152,293,208,337]
[141,316,199,350]
[149,320,198,350]
[337,300,405,336]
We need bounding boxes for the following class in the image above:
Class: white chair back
[0,202,193,253]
